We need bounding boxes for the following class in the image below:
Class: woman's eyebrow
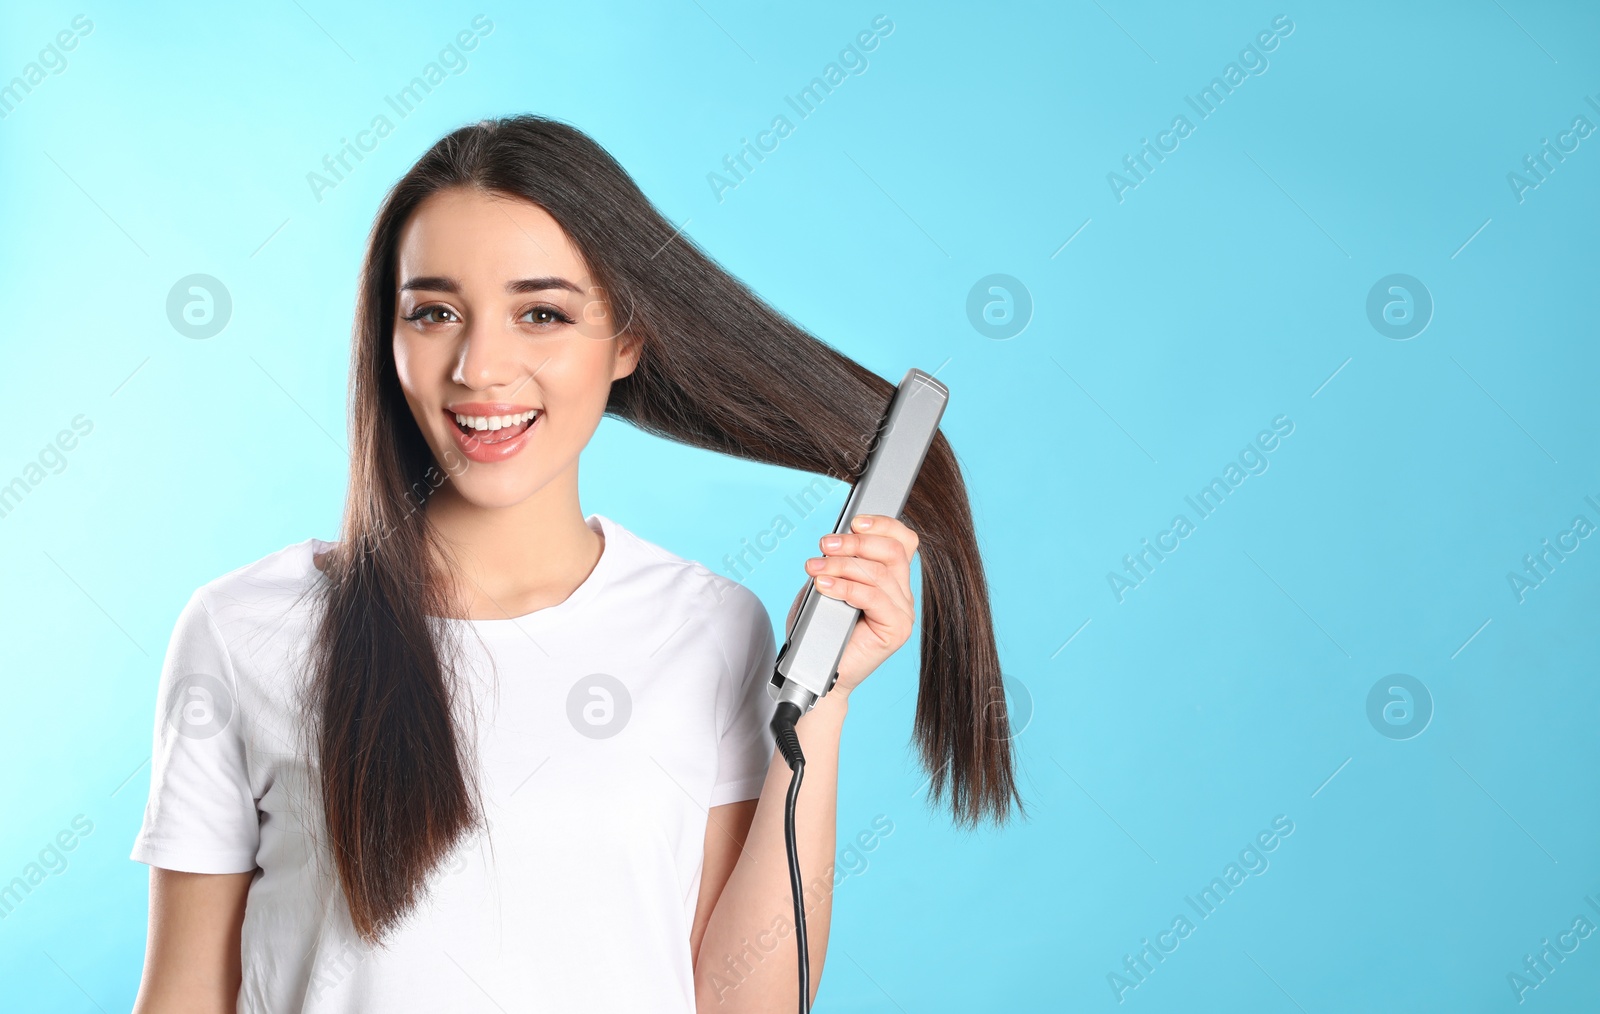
[399,275,583,294]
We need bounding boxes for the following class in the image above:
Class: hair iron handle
[767,367,949,715]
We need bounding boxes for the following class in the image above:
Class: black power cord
[770,701,809,1014]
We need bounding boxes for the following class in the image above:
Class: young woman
[129,114,1019,1013]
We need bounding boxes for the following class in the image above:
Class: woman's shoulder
[599,514,766,615]
[184,536,329,639]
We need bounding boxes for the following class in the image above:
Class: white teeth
[453,409,538,432]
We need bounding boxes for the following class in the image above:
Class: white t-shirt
[130,513,780,1013]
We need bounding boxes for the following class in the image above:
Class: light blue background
[2,1,1597,1010]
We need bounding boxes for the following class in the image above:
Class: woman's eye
[524,304,576,327]
[403,305,456,325]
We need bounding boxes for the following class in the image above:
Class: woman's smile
[442,401,542,462]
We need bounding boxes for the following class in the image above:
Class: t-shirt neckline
[309,512,621,634]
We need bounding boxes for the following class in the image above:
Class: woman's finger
[808,573,910,636]
[818,516,917,583]
[851,514,919,559]
[806,553,910,614]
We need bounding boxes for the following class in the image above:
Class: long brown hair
[304,114,1023,945]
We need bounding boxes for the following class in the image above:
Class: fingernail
[822,535,842,550]
[816,576,835,587]
[854,515,873,529]
[806,557,823,571]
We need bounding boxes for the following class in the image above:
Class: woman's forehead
[397,188,589,283]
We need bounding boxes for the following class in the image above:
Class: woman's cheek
[544,337,618,409]
[391,335,441,392]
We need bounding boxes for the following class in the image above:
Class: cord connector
[771,700,806,770]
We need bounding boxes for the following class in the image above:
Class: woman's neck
[422,470,603,621]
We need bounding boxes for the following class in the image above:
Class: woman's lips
[444,408,539,463]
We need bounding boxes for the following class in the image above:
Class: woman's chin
[443,473,552,512]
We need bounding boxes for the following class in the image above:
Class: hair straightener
[766,367,949,1014]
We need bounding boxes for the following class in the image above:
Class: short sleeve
[129,589,260,874]
[709,583,779,807]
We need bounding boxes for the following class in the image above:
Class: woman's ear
[612,332,642,380]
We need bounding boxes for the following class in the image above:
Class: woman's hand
[785,513,920,696]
